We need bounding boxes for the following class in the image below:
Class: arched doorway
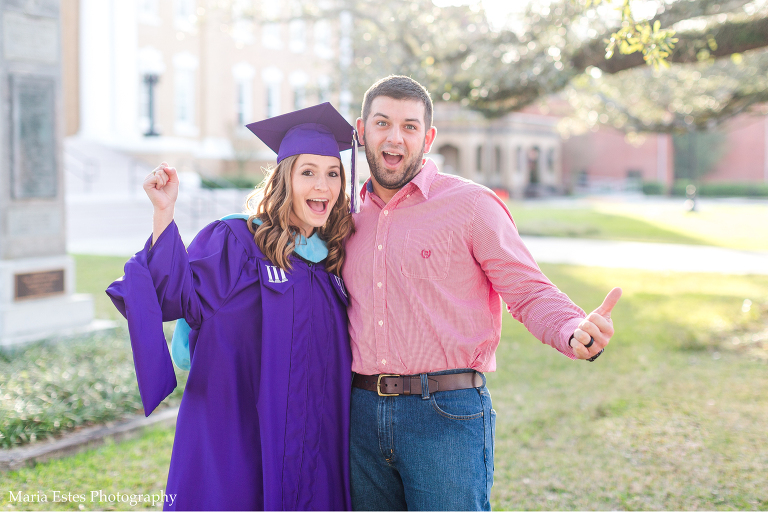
[438,144,460,175]
[528,146,541,185]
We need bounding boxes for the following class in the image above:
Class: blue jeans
[350,369,495,511]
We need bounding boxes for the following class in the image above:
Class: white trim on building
[173,52,199,137]
[233,62,256,128]
[262,67,284,118]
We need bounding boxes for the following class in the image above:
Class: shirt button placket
[375,206,391,372]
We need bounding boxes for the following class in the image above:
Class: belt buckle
[376,374,400,396]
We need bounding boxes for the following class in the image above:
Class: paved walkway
[67,213,768,276]
[65,200,768,275]
[522,236,768,275]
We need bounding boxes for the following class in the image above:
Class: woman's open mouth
[307,198,329,215]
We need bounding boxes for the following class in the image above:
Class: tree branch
[573,16,768,74]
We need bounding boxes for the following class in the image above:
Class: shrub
[671,181,768,197]
[201,175,261,189]
[642,182,665,195]
[0,328,186,448]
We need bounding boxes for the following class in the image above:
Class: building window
[313,20,332,59]
[138,0,159,25]
[236,80,252,125]
[516,146,523,173]
[174,52,199,136]
[266,83,281,118]
[289,19,306,53]
[175,0,196,31]
[293,86,306,110]
[475,145,483,174]
[547,148,556,173]
[230,0,255,45]
[262,67,283,118]
[577,170,589,187]
[232,0,253,19]
[289,71,307,110]
[317,75,331,103]
[175,69,195,126]
[528,146,540,184]
[262,23,282,49]
[233,63,255,127]
[262,2,282,49]
[494,146,502,175]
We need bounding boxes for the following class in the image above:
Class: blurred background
[2,0,768,509]
[55,0,768,249]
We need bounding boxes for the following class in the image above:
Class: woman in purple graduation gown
[106,103,356,511]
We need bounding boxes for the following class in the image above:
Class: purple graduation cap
[246,102,361,212]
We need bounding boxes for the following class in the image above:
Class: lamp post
[143,73,160,137]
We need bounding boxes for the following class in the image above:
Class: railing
[64,146,99,193]
[572,177,643,195]
[174,185,253,233]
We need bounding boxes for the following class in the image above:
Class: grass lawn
[507,198,768,251]
[0,426,174,510]
[2,263,767,510]
[487,264,768,510]
[72,255,131,320]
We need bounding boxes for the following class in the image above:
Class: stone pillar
[0,0,94,347]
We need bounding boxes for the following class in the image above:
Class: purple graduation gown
[106,219,352,511]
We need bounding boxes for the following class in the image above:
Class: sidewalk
[68,225,768,276]
[522,236,768,275]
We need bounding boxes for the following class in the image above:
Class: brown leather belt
[353,371,483,397]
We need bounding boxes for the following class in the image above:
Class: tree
[673,129,728,181]
[310,0,768,134]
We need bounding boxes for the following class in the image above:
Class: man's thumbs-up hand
[569,287,622,361]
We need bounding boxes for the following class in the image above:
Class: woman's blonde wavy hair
[245,154,355,276]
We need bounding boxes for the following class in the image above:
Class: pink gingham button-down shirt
[342,159,585,375]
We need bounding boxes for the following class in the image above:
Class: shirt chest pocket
[400,229,453,280]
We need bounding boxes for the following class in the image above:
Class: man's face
[357,96,436,192]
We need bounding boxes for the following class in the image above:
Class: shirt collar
[409,158,438,200]
[361,157,439,203]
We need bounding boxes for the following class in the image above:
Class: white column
[79,0,138,143]
[79,0,113,140]
[113,0,139,141]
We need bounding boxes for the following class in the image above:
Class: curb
[0,407,179,472]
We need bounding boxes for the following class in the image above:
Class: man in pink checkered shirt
[343,76,622,511]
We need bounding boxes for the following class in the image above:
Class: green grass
[507,205,706,245]
[2,264,767,510]
[487,264,768,510]
[0,426,174,510]
[71,255,130,320]
[507,199,768,251]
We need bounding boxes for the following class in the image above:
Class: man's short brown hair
[361,75,433,129]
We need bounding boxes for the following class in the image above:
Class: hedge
[642,181,768,197]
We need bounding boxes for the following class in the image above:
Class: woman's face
[290,154,342,237]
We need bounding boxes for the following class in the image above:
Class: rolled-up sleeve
[469,189,584,359]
